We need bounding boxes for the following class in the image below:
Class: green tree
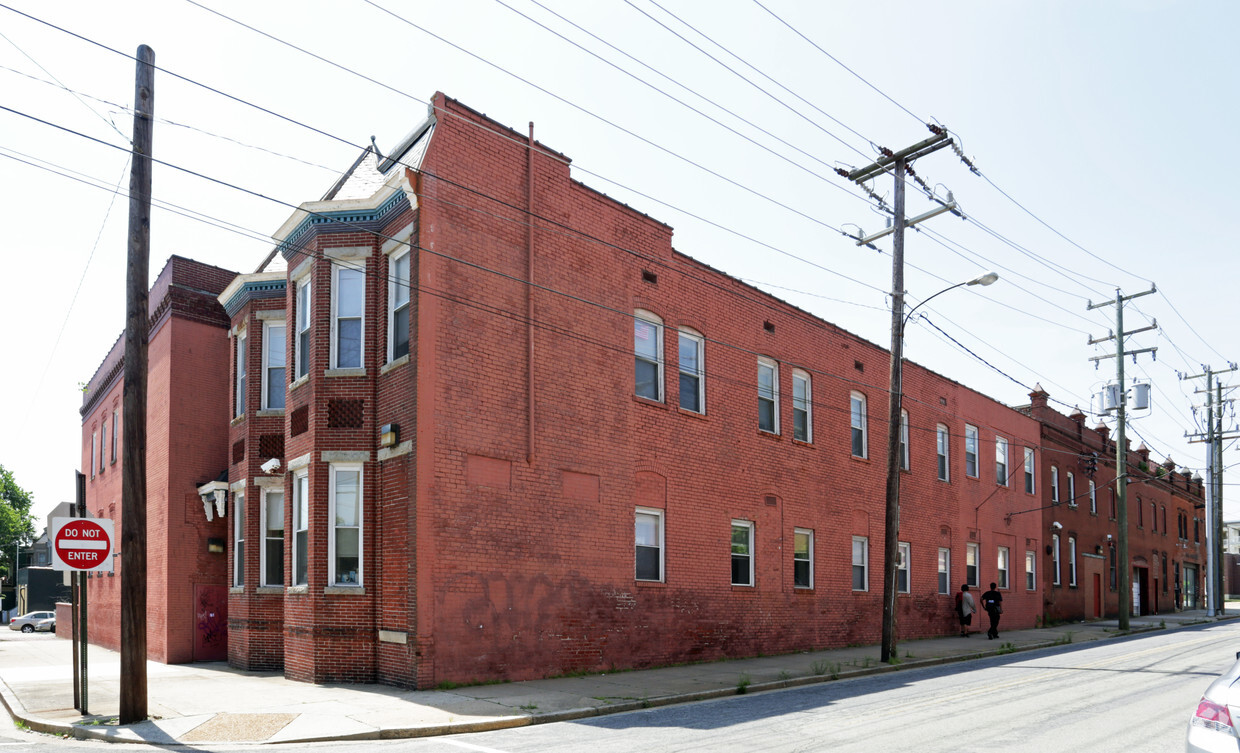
[0,466,36,581]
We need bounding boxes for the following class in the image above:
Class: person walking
[955,584,976,636]
[981,582,1003,639]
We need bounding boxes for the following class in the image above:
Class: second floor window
[1067,472,1076,507]
[111,409,118,463]
[964,425,978,477]
[634,311,662,401]
[1051,466,1060,503]
[295,277,311,379]
[678,329,704,413]
[899,410,910,471]
[263,322,286,411]
[936,424,949,481]
[792,370,811,442]
[851,392,867,458]
[235,329,247,416]
[1024,448,1035,494]
[995,437,1008,485]
[1089,480,1097,514]
[389,249,411,362]
[758,359,779,433]
[332,265,364,369]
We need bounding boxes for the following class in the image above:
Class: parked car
[8,611,55,633]
[1188,650,1240,751]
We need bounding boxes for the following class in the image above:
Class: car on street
[7,611,55,633]
[1189,650,1240,751]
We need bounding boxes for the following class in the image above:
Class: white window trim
[1067,472,1077,507]
[997,546,1010,590]
[1051,466,1060,503]
[634,310,664,402]
[1089,480,1097,514]
[331,263,366,370]
[899,410,910,470]
[328,463,364,587]
[111,409,118,464]
[387,247,411,364]
[293,469,309,586]
[1068,536,1077,587]
[731,519,755,587]
[295,276,311,380]
[1024,448,1035,494]
[758,358,780,434]
[852,535,869,591]
[261,320,287,411]
[1052,533,1061,585]
[678,328,705,414]
[850,391,868,458]
[964,424,978,478]
[235,327,247,417]
[1025,550,1036,590]
[897,541,911,594]
[99,418,106,473]
[995,436,1009,486]
[937,547,951,594]
[635,507,664,583]
[966,541,979,588]
[233,492,245,587]
[792,368,811,442]
[260,487,284,588]
[936,424,950,482]
[90,431,96,479]
[793,527,814,589]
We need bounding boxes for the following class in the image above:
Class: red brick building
[78,256,237,662]
[84,94,1197,689]
[1024,389,1205,621]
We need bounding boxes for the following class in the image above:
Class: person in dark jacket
[981,582,1003,639]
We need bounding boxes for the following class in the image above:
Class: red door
[193,585,228,661]
[1093,574,1102,618]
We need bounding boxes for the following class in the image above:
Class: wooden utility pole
[847,132,953,663]
[1087,286,1156,631]
[120,44,154,725]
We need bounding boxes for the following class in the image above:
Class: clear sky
[1,0,1236,530]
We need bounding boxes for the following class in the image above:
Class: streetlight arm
[901,272,998,335]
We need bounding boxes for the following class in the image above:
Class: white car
[8,611,55,633]
[1189,651,1240,752]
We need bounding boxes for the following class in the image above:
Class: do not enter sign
[51,517,114,572]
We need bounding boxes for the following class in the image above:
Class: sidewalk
[1,607,1235,745]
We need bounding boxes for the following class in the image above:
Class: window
[792,370,811,442]
[936,424,949,481]
[899,410,910,471]
[966,541,979,587]
[1025,550,1036,590]
[332,265,364,369]
[897,542,911,593]
[295,276,311,379]
[1151,501,1157,533]
[111,409,118,463]
[1089,480,1097,515]
[1067,472,1076,507]
[1161,506,1167,535]
[937,548,950,594]
[758,359,779,433]
[262,322,286,411]
[262,488,285,587]
[678,329,704,413]
[1109,544,1117,589]
[329,465,362,585]
[98,421,105,473]
[1109,489,1116,520]
[634,311,663,401]
[1052,533,1061,585]
[731,520,754,586]
[997,546,1010,590]
[964,425,978,478]
[233,492,245,587]
[1068,536,1077,587]
[995,437,1008,485]
[635,508,663,582]
[850,392,867,458]
[293,470,309,586]
[1137,497,1144,528]
[852,536,869,591]
[1194,517,1200,543]
[1024,448,1035,494]
[235,328,247,416]
[388,248,411,362]
[1051,466,1059,503]
[90,431,96,479]
[794,528,813,588]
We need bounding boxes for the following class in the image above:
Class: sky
[1,0,1237,530]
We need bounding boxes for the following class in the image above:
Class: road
[1,623,1234,752]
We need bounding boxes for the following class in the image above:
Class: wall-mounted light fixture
[380,423,400,448]
[207,538,225,554]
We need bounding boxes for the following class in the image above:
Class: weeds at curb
[736,673,751,694]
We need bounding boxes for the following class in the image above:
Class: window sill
[287,585,309,595]
[633,394,668,409]
[326,367,367,378]
[757,429,781,440]
[850,454,869,463]
[324,585,366,595]
[730,585,756,592]
[256,586,283,595]
[676,407,708,420]
[793,586,814,593]
[380,355,410,375]
[256,409,284,419]
[229,586,244,594]
[289,375,309,392]
[792,438,814,449]
[230,415,245,427]
[635,579,665,587]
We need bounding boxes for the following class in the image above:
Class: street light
[880,271,998,663]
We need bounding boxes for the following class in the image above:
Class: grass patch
[736,673,751,694]
[996,642,1016,654]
